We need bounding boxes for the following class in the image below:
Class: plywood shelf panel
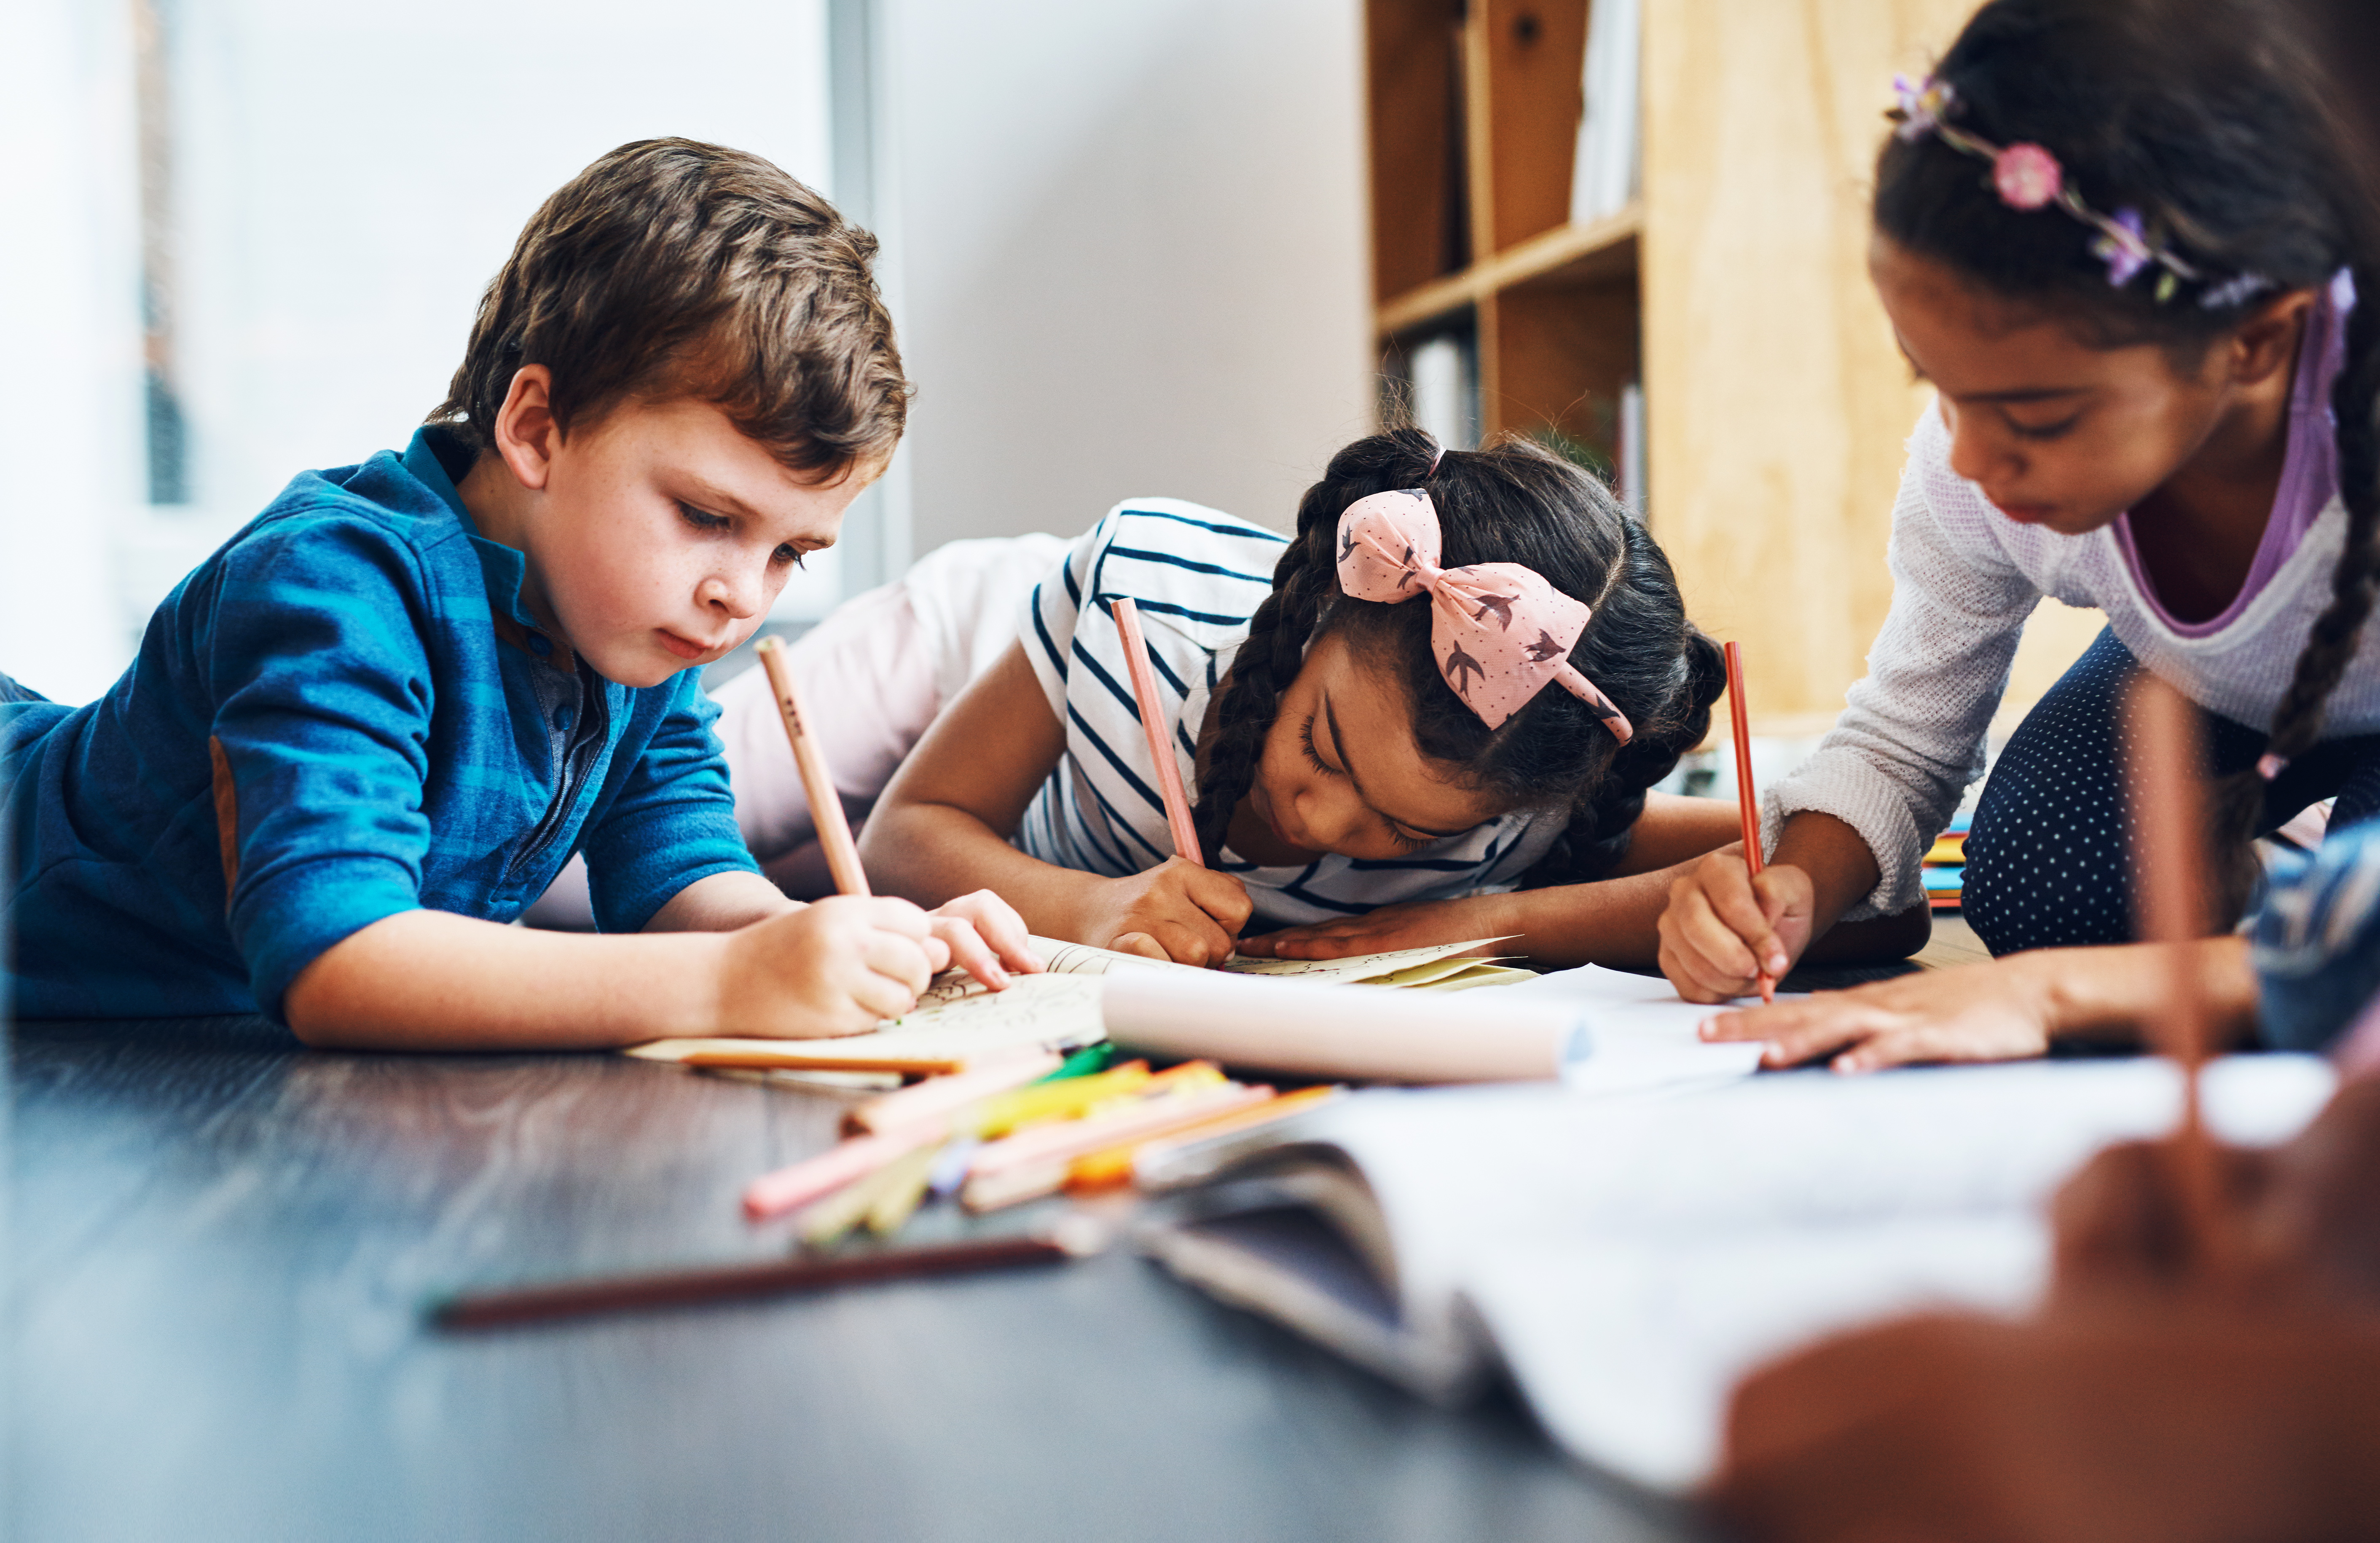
[1376,203,1640,335]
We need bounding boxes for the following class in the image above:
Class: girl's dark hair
[1189,427,1725,887]
[1874,0,2379,920]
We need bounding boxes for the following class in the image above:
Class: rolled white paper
[1101,969,1575,1083]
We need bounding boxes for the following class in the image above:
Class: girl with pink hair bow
[861,428,1913,970]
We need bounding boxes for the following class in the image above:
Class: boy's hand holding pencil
[716,896,950,1037]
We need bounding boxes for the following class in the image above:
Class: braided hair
[1188,427,1725,886]
[1874,0,2380,921]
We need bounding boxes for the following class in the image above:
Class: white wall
[1,0,836,706]
[0,0,145,707]
[883,0,1374,555]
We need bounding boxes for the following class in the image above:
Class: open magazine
[1132,1055,2338,1493]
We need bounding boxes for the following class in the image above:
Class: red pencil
[1723,641,1774,1003]
[1111,597,1203,865]
[429,1227,1098,1330]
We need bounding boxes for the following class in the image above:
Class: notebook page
[1293,1055,2337,1356]
[1468,1217,2047,1492]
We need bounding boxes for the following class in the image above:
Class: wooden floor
[1914,912,1992,970]
[5,1014,1701,1543]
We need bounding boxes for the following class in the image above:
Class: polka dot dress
[1964,628,2380,956]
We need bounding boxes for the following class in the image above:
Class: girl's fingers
[1112,931,1171,962]
[1709,874,1787,979]
[1744,1005,1892,1067]
[1669,886,1764,991]
[1155,917,1232,967]
[1183,866,1255,933]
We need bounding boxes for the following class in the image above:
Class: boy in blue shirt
[1,138,1037,1048]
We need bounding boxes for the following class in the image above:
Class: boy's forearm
[645,869,800,931]
[862,800,1098,938]
[284,909,731,1051]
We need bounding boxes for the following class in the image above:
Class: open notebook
[625,935,1535,1076]
[1133,1055,2339,1494]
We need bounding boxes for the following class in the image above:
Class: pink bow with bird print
[1335,488,1634,742]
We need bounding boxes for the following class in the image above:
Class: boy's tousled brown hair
[430,137,908,481]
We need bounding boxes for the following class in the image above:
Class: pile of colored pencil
[741,1046,1340,1247]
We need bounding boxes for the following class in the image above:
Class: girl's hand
[1234,894,1518,960]
[924,888,1045,990]
[1084,857,1253,966]
[716,895,949,1037]
[1657,848,1811,1003]
[1700,955,2060,1071]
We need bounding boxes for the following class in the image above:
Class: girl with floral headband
[859,428,1774,966]
[1668,0,2380,1066]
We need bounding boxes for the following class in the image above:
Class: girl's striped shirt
[1015,499,1564,927]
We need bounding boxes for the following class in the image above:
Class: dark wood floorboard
[7,1018,1704,1543]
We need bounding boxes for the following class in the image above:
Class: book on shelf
[1618,380,1645,513]
[1569,0,1642,227]
[1406,331,1478,451]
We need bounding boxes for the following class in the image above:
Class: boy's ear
[2228,290,2321,387]
[491,364,561,492]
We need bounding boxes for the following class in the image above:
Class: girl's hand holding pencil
[1078,856,1253,967]
[1657,847,1812,1005]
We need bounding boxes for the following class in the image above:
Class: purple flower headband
[1891,74,2271,310]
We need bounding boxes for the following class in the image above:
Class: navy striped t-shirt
[1015,500,1563,927]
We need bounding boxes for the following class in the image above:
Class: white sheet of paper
[1498,963,1771,1089]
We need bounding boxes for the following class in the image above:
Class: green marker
[1038,1042,1115,1083]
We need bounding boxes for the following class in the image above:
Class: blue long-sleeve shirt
[2,427,758,1023]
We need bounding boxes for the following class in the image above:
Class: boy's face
[475,370,876,688]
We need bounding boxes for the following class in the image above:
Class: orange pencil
[753,635,869,897]
[1723,641,1774,1003]
[2122,675,2228,1275]
[1110,597,1203,865]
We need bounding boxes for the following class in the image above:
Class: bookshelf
[1361,0,2089,729]
[1366,0,1643,493]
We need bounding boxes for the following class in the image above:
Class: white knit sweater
[1768,403,2380,919]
